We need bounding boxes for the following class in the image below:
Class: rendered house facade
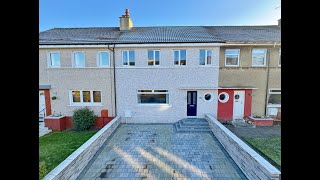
[39,10,280,123]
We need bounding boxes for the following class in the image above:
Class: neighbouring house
[39,9,280,123]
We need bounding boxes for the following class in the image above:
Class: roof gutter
[39,42,225,48]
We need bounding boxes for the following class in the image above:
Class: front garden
[39,107,98,179]
[244,137,281,169]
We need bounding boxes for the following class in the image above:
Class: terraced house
[39,9,281,123]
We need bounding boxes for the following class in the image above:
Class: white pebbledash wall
[115,46,220,123]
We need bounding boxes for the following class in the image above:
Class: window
[122,50,135,66]
[204,93,213,102]
[174,50,187,65]
[199,50,212,65]
[73,52,85,67]
[97,52,110,67]
[137,90,169,104]
[225,49,240,66]
[252,48,267,66]
[70,90,102,106]
[279,48,281,66]
[218,92,229,103]
[268,89,281,105]
[148,50,160,66]
[48,52,61,67]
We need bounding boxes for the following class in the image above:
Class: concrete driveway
[77,124,246,180]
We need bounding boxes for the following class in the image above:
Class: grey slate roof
[39,26,280,45]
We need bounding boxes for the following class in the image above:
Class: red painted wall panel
[217,90,234,122]
[244,90,252,117]
[217,89,253,122]
[40,89,52,116]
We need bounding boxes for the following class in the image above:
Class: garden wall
[43,116,121,180]
[205,113,281,180]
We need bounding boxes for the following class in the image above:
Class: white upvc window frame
[252,48,267,67]
[199,49,213,66]
[225,49,240,67]
[269,88,281,95]
[72,51,86,68]
[137,89,169,105]
[278,48,281,66]
[268,88,281,106]
[69,90,102,106]
[96,51,110,67]
[48,51,61,68]
[122,50,135,66]
[174,49,187,65]
[147,50,160,66]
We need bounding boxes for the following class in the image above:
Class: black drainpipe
[107,44,117,116]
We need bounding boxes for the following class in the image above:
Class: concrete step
[174,118,211,132]
[180,120,209,126]
[231,120,256,128]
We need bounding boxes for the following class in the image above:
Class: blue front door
[187,91,197,116]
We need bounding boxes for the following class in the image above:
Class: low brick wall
[43,116,121,180]
[205,114,281,180]
[247,116,274,126]
[44,116,114,131]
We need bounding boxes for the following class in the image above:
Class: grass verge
[39,130,97,178]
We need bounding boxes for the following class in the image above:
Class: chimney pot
[125,9,130,17]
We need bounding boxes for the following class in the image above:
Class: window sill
[68,104,103,107]
[137,104,172,107]
[267,104,281,108]
[225,65,240,67]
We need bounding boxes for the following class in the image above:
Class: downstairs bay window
[137,90,169,104]
[70,90,102,106]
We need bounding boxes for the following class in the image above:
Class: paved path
[224,125,281,138]
[78,124,246,180]
[39,122,51,137]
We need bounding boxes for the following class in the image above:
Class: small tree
[72,107,97,131]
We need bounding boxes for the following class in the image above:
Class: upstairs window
[97,52,110,67]
[148,50,160,66]
[252,48,267,66]
[225,49,240,67]
[199,50,212,65]
[48,52,61,67]
[137,90,169,104]
[174,50,187,65]
[122,50,135,66]
[73,52,85,67]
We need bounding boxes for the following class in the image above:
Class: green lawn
[39,130,97,178]
[244,137,281,169]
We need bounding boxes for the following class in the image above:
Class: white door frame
[39,90,46,117]
[233,90,245,120]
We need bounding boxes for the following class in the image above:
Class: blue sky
[39,0,281,32]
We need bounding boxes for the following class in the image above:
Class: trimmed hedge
[72,107,97,131]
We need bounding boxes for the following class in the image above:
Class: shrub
[39,161,47,179]
[72,107,97,131]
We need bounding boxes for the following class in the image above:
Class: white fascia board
[39,43,225,49]
[222,43,281,46]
